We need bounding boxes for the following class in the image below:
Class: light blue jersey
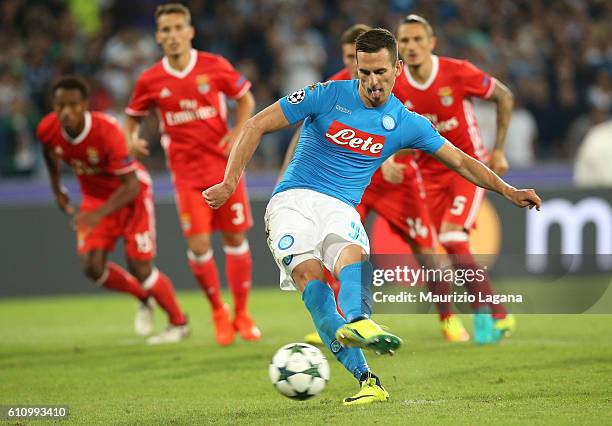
[275,80,444,207]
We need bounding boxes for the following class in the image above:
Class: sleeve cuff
[112,163,138,175]
[125,107,149,117]
[228,82,252,100]
[483,77,496,99]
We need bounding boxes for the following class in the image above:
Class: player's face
[397,23,435,66]
[356,49,402,107]
[341,43,359,79]
[53,89,87,132]
[156,13,194,57]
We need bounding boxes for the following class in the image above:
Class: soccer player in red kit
[394,15,516,343]
[281,24,469,343]
[37,76,188,345]
[124,3,259,345]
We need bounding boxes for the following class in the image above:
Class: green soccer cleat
[473,309,502,345]
[335,318,402,355]
[343,373,389,406]
[495,314,516,337]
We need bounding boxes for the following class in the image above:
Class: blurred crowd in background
[0,0,610,179]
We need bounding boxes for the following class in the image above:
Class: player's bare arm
[487,79,514,176]
[124,115,149,157]
[432,140,541,210]
[204,102,289,209]
[42,145,75,216]
[219,91,256,156]
[74,171,141,229]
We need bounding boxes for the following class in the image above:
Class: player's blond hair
[155,3,191,24]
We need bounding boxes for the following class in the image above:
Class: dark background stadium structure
[0,0,610,178]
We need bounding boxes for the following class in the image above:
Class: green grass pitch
[1,288,611,425]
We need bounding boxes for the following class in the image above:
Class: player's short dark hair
[155,3,191,24]
[355,28,398,64]
[340,24,372,45]
[399,14,434,36]
[51,75,89,100]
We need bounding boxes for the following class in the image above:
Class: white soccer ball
[268,342,330,400]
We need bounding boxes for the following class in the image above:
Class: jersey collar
[162,49,197,79]
[61,112,92,145]
[404,54,439,91]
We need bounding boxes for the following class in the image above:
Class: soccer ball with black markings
[269,343,330,400]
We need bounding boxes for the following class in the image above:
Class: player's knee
[334,245,368,276]
[127,260,153,282]
[82,259,106,282]
[292,261,325,291]
[187,234,211,257]
[221,232,246,247]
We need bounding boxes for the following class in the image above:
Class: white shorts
[264,189,370,290]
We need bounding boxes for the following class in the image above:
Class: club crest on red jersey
[87,147,99,164]
[181,212,191,231]
[196,74,210,94]
[438,86,453,107]
[324,120,385,157]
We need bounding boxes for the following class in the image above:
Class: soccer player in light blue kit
[204,29,541,405]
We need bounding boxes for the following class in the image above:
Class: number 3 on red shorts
[230,203,245,225]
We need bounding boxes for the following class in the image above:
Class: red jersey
[393,55,495,175]
[126,49,251,189]
[37,112,145,206]
[327,67,352,81]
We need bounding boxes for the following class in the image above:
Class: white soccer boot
[146,322,191,345]
[134,298,155,336]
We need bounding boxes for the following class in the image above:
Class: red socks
[426,276,453,320]
[143,268,186,325]
[189,242,254,315]
[224,241,252,314]
[188,250,224,310]
[97,262,148,300]
[97,262,186,325]
[441,237,506,318]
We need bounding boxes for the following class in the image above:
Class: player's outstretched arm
[203,101,290,209]
[42,145,74,215]
[74,171,141,229]
[432,140,541,210]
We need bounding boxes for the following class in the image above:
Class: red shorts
[422,170,486,232]
[175,177,253,236]
[77,185,156,261]
[356,161,435,248]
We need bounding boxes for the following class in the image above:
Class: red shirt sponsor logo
[324,120,385,157]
